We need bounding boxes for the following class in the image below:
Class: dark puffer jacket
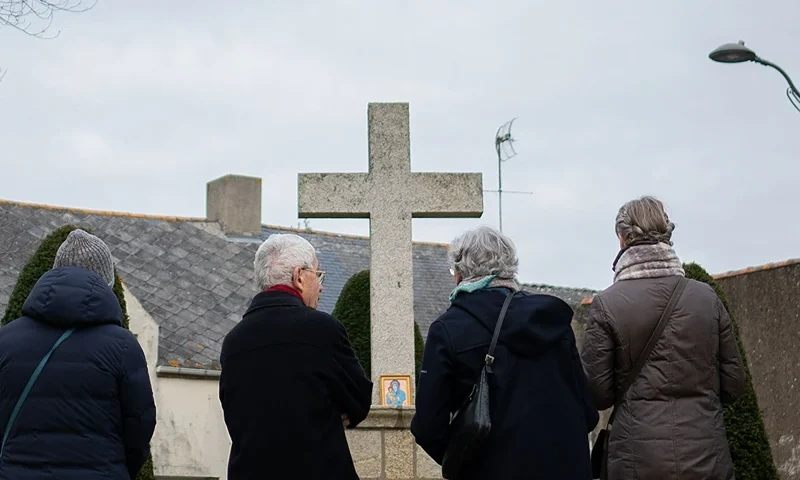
[0,266,156,480]
[581,275,746,480]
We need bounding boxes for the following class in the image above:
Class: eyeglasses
[302,267,325,285]
[449,268,455,276]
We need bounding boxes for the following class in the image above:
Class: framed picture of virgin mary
[379,375,413,407]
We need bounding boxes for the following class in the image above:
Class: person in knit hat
[0,228,156,480]
[52,229,116,286]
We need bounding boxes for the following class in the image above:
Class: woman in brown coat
[581,196,746,479]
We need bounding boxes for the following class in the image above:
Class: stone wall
[347,407,442,480]
[715,261,800,478]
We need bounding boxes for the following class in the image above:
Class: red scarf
[266,285,304,302]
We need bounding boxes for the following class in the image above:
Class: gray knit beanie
[53,229,116,286]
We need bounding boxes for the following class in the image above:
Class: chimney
[206,174,262,237]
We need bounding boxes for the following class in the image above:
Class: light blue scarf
[449,275,520,302]
[449,275,496,302]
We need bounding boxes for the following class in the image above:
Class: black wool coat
[219,290,373,480]
[411,288,599,480]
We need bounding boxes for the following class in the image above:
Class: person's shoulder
[0,315,32,332]
[437,304,462,322]
[593,276,654,305]
[433,303,472,333]
[684,277,716,296]
[81,323,139,353]
[516,291,573,313]
[0,316,36,346]
[255,304,346,339]
[682,278,723,312]
[313,308,349,335]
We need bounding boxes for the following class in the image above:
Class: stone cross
[298,103,483,404]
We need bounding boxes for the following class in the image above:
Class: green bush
[2,225,80,326]
[1,225,155,480]
[683,262,778,479]
[332,270,425,382]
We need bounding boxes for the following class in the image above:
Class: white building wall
[124,284,231,480]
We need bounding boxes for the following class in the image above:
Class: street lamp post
[708,40,800,113]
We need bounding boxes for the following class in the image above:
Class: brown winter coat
[581,275,746,480]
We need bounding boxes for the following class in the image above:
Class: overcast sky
[1,1,797,290]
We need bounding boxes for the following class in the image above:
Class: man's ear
[291,266,303,291]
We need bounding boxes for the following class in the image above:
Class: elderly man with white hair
[219,233,372,480]
[411,225,598,480]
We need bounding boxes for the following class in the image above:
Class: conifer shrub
[332,270,425,381]
[683,262,778,479]
[2,225,79,326]
[1,224,155,480]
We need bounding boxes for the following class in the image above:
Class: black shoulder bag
[591,277,688,479]
[441,290,516,479]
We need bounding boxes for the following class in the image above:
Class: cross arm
[410,172,484,218]
[298,173,371,218]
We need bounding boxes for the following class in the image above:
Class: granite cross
[298,103,483,404]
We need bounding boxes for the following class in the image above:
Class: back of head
[615,196,675,247]
[448,225,519,280]
[447,226,573,356]
[254,233,317,290]
[53,229,116,286]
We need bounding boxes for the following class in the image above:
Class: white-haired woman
[411,225,598,480]
[581,196,746,479]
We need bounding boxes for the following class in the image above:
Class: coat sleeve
[716,297,746,404]
[118,333,157,479]
[580,297,617,411]
[323,319,373,428]
[569,337,599,432]
[410,320,454,465]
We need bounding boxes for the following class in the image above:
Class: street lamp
[709,41,800,113]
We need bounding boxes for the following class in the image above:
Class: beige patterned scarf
[613,242,685,283]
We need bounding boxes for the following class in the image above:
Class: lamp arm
[754,57,799,95]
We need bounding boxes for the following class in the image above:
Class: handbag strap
[1,327,75,458]
[608,277,688,426]
[485,290,517,374]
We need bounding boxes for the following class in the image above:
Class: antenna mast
[494,118,518,233]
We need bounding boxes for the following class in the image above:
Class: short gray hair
[254,234,316,290]
[615,196,675,246]
[448,225,519,279]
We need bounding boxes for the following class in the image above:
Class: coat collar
[245,290,306,317]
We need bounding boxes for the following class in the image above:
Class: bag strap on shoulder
[485,290,516,373]
[1,327,75,458]
[608,277,688,425]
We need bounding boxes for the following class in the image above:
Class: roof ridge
[0,198,452,248]
[713,258,800,280]
[0,198,205,222]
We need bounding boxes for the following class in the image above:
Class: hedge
[683,262,778,479]
[332,270,424,382]
[1,225,154,480]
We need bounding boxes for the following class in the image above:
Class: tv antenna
[485,118,531,233]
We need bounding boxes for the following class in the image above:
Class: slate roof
[0,199,597,370]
